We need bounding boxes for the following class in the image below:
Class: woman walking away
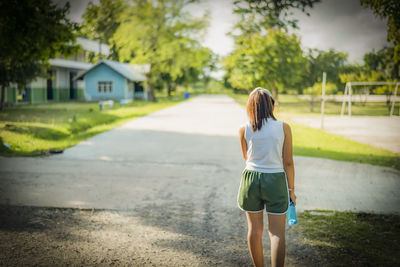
[237,87,296,267]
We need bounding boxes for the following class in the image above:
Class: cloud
[292,0,388,62]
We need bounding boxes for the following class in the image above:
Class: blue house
[4,37,110,105]
[75,60,149,101]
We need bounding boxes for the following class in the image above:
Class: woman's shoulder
[239,122,249,130]
[238,122,249,134]
[280,121,292,133]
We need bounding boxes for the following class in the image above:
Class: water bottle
[287,200,297,226]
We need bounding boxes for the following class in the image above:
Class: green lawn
[233,93,400,117]
[292,210,400,266]
[0,96,184,156]
[231,93,400,169]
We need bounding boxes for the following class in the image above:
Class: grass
[293,210,400,266]
[291,121,400,169]
[233,94,400,117]
[230,93,400,169]
[0,96,184,156]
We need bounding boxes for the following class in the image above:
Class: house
[75,60,149,101]
[4,37,110,105]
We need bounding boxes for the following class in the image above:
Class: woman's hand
[289,190,296,206]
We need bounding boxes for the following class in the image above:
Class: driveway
[0,94,399,214]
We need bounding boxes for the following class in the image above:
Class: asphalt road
[0,95,399,214]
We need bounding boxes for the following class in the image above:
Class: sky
[55,0,388,64]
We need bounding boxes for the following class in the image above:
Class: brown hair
[247,88,276,132]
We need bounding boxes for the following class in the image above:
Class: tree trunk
[167,83,172,97]
[270,83,278,102]
[0,83,6,111]
[147,83,157,102]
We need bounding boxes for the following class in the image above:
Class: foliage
[112,0,211,101]
[304,49,347,92]
[360,0,400,62]
[0,0,79,110]
[80,0,128,61]
[340,47,399,105]
[364,46,400,80]
[163,46,216,96]
[223,28,307,98]
[233,0,320,30]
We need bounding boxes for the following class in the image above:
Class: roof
[76,37,110,56]
[75,60,148,82]
[49,58,93,70]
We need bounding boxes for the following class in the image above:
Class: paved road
[0,95,399,214]
[290,115,400,153]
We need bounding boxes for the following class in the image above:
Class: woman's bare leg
[246,211,264,267]
[267,213,286,267]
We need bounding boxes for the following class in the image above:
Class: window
[98,81,113,93]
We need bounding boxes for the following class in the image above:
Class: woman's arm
[238,125,248,161]
[282,122,296,205]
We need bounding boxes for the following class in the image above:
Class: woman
[237,87,296,267]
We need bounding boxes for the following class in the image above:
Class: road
[1,94,399,266]
[1,95,399,214]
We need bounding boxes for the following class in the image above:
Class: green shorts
[237,169,289,214]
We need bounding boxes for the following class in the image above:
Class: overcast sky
[56,0,388,63]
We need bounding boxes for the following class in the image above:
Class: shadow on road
[0,204,327,266]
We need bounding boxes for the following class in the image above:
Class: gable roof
[75,60,148,82]
[49,58,93,70]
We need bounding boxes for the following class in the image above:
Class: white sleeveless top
[243,118,285,173]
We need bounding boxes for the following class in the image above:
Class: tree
[233,0,320,30]
[363,47,399,108]
[170,47,217,94]
[223,28,307,99]
[304,49,347,93]
[224,0,320,98]
[0,0,78,110]
[360,0,400,62]
[339,56,394,109]
[80,0,128,61]
[112,0,209,101]
[364,46,399,80]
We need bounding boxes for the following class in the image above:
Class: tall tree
[112,0,209,101]
[360,0,400,62]
[0,0,78,110]
[80,0,128,61]
[224,0,320,98]
[223,28,307,99]
[305,49,347,92]
[164,46,216,96]
[364,46,399,80]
